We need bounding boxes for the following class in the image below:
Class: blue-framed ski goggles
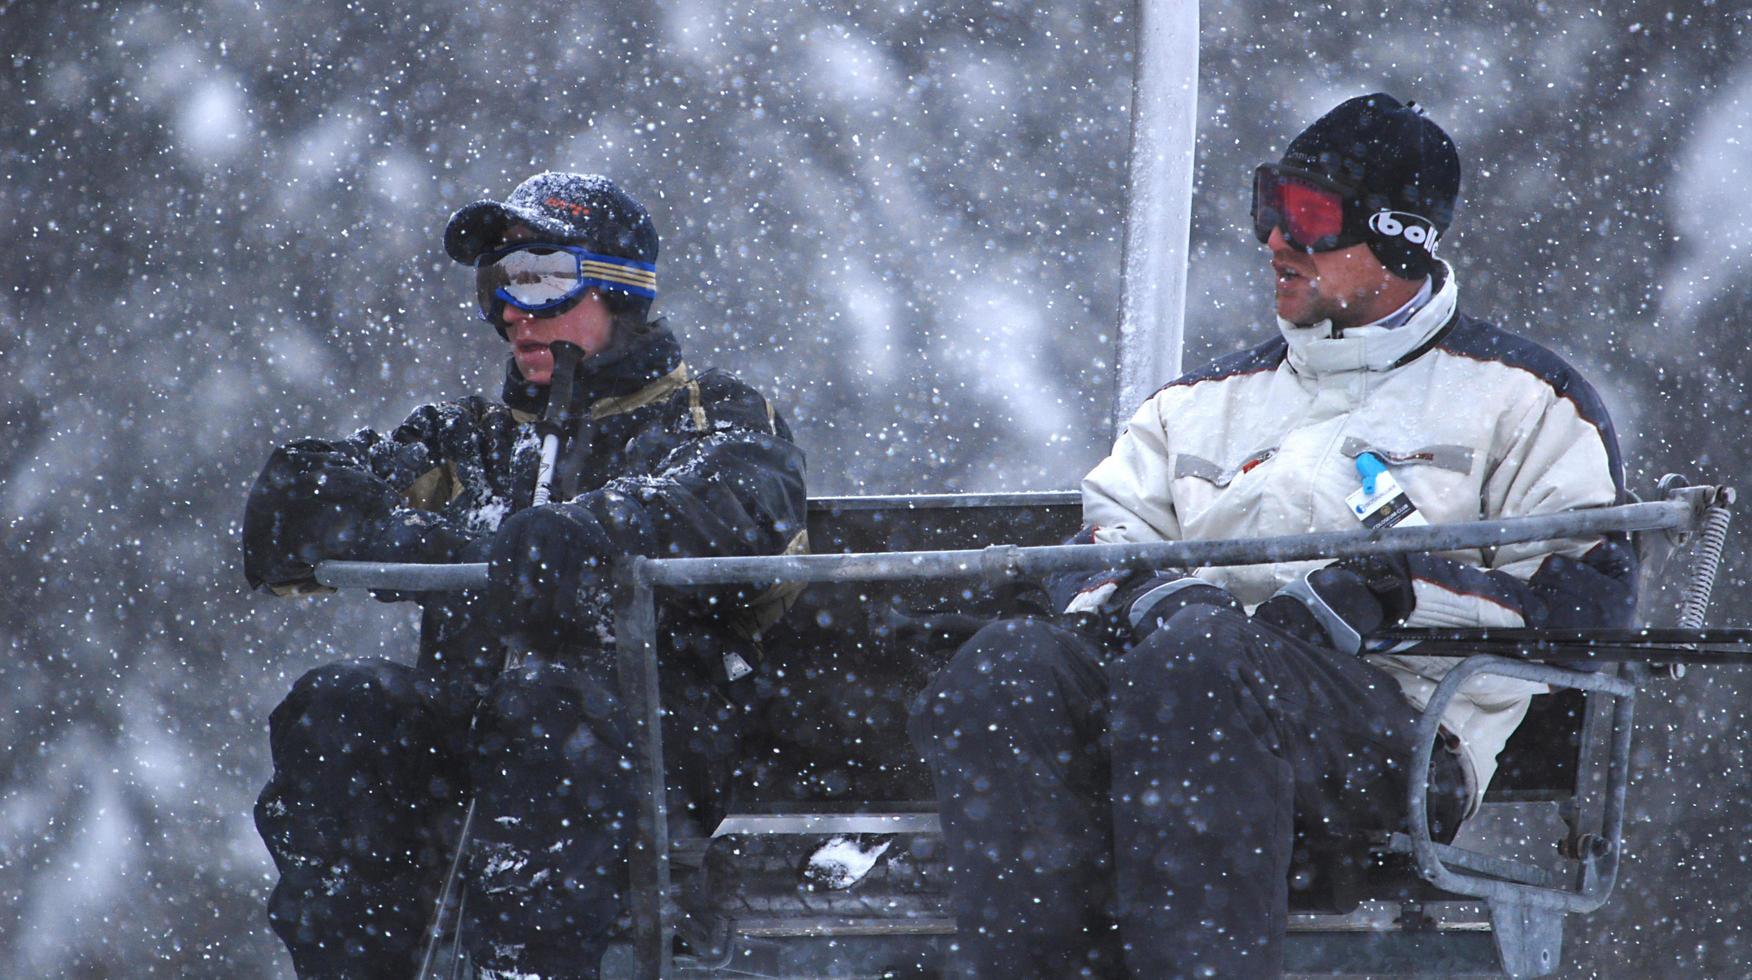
[473,242,658,320]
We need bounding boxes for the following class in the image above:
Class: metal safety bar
[316,498,1696,593]
[313,491,1721,979]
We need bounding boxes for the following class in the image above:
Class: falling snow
[4,1,1752,977]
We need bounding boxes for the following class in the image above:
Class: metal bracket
[1490,900,1565,978]
[1657,475,1734,547]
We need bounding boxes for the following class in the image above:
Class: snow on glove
[487,504,618,632]
[283,443,472,598]
[1253,554,1415,655]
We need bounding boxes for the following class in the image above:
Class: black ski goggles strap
[1252,163,1443,259]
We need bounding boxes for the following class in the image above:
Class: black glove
[1339,554,1417,621]
[1253,554,1415,655]
[1123,574,1243,642]
[1066,571,1241,645]
[487,504,619,631]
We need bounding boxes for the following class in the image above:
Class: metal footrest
[605,933,960,979]
[1385,834,1555,888]
[1284,927,1501,977]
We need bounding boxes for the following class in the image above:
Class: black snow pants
[909,604,1470,979]
[256,653,742,980]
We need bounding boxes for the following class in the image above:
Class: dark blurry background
[3,0,1749,974]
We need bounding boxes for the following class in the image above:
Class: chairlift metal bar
[315,498,1695,593]
[1378,627,1752,665]
[1115,0,1200,424]
[613,565,672,978]
[644,499,1692,588]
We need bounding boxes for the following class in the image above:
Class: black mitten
[487,504,618,633]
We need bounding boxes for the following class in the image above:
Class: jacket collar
[589,363,692,420]
[1277,262,1457,379]
[501,321,684,416]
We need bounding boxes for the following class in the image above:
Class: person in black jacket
[244,173,808,980]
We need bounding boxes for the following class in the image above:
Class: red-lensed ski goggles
[474,242,657,321]
[1251,163,1440,256]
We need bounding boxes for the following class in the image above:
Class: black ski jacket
[242,324,809,694]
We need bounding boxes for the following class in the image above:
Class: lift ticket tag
[724,651,754,682]
[1346,452,1428,530]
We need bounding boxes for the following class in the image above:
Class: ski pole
[417,340,585,978]
[532,341,585,506]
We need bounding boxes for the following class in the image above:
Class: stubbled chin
[517,355,553,385]
[1275,280,1317,321]
[1275,295,1305,322]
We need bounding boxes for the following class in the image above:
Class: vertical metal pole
[614,558,672,978]
[1565,682,1614,880]
[1591,662,1643,900]
[1114,0,1199,429]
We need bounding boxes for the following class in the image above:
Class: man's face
[1266,226,1401,329]
[493,225,615,386]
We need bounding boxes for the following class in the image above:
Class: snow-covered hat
[444,172,659,295]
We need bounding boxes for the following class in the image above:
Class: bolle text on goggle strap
[1367,211,1441,255]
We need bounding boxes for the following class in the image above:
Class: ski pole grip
[532,341,586,505]
[538,341,585,438]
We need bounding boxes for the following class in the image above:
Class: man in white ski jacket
[911,94,1634,979]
